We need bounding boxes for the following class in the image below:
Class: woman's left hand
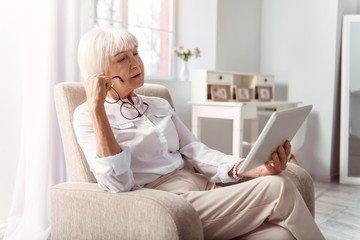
[260,140,291,176]
[239,140,291,178]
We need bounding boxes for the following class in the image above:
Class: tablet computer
[237,104,312,174]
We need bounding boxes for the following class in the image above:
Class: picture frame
[235,86,251,102]
[210,85,230,101]
[257,86,272,101]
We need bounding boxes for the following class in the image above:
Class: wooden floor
[314,180,360,240]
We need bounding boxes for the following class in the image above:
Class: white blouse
[73,95,240,193]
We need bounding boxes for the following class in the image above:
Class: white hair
[77,28,138,79]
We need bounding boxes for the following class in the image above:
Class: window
[94,0,175,79]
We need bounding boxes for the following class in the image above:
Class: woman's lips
[131,73,141,78]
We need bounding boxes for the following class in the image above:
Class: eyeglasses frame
[105,86,149,120]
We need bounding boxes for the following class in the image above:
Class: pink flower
[194,47,200,55]
[173,45,201,61]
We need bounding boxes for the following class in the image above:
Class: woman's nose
[129,55,141,69]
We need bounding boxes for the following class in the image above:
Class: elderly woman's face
[107,47,144,97]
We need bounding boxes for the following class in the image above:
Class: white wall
[260,0,339,181]
[176,0,218,72]
[260,0,359,181]
[0,1,23,230]
[216,0,262,72]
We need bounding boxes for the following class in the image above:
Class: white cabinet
[191,69,275,102]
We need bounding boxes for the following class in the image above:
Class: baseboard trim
[330,172,340,182]
[0,223,7,239]
[312,175,333,183]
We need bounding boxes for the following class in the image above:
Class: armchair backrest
[54,82,175,182]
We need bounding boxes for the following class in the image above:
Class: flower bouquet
[173,45,201,62]
[173,45,201,81]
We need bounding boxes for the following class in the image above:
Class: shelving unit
[191,69,275,102]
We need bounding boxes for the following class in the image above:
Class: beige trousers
[144,168,324,240]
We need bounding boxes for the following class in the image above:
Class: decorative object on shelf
[179,61,189,81]
[257,86,273,101]
[173,45,201,81]
[210,85,230,101]
[235,86,251,102]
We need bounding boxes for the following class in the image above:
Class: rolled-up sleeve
[88,144,135,193]
[89,144,131,175]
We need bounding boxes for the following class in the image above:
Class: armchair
[51,82,315,239]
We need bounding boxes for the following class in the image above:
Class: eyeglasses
[106,86,149,120]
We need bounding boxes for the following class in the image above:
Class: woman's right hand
[84,73,112,111]
[83,73,122,158]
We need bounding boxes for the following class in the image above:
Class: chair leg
[289,154,299,165]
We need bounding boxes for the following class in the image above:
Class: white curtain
[4,0,90,239]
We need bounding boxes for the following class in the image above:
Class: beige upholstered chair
[51,82,315,240]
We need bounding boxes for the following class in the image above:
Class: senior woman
[73,28,324,240]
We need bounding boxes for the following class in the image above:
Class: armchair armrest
[281,163,315,217]
[50,182,203,240]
